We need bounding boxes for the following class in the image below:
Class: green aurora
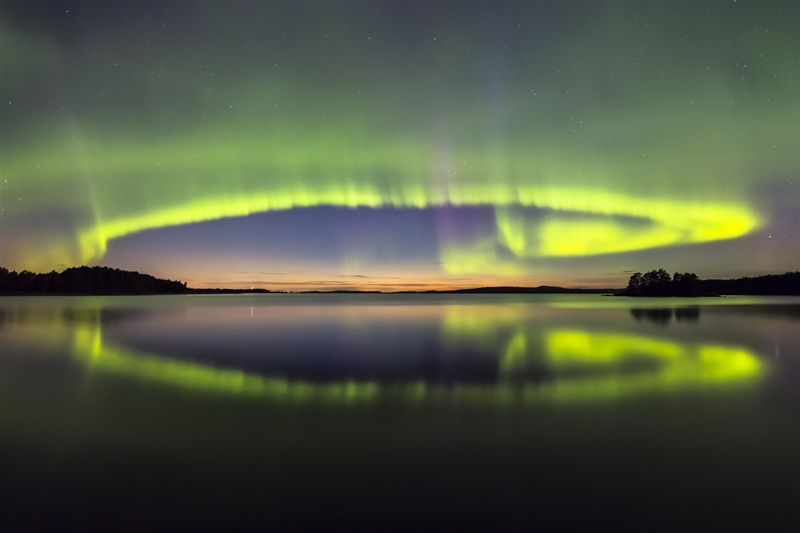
[1,3,797,281]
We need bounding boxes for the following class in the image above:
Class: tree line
[0,266,189,295]
[624,269,800,296]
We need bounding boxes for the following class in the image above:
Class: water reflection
[0,296,771,405]
[2,295,797,532]
[630,306,701,325]
[544,329,759,398]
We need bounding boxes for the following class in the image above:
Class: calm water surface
[2,294,798,530]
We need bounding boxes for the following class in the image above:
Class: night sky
[2,1,798,290]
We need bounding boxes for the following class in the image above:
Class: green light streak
[447,193,759,273]
[74,323,384,404]
[61,308,763,405]
[10,136,760,272]
[546,329,760,381]
[1,302,765,405]
[547,329,682,363]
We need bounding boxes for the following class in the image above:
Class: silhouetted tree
[627,272,643,292]
[642,268,671,287]
[626,269,703,296]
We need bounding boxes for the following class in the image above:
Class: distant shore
[1,287,621,296]
[2,266,799,296]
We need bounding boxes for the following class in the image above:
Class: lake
[1,294,798,531]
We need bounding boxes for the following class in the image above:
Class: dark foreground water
[1,294,798,531]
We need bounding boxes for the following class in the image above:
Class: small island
[619,269,800,297]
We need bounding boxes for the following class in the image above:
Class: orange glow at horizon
[175,272,621,292]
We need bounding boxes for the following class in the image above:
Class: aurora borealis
[2,1,798,289]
